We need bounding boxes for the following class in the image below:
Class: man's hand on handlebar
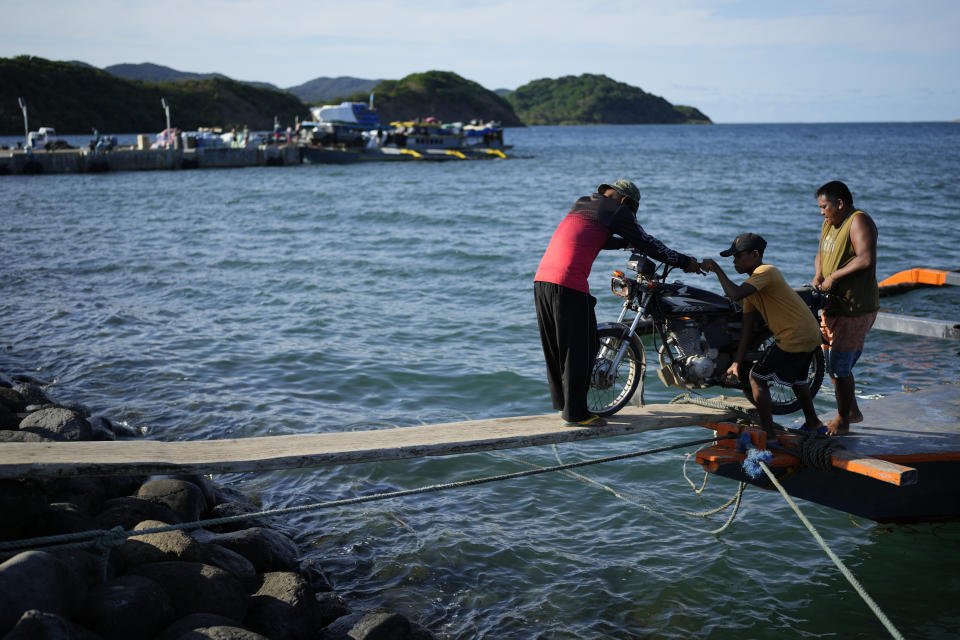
[683,257,706,275]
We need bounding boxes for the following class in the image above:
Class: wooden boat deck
[833,382,960,462]
[0,399,751,479]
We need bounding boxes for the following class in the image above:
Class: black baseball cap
[719,233,767,257]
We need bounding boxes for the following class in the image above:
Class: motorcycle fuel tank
[658,284,732,314]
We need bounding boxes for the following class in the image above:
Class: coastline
[0,368,436,640]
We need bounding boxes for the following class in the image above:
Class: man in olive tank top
[813,181,879,435]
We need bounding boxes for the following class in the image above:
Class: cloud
[3,0,958,121]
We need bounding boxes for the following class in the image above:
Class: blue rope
[742,447,772,479]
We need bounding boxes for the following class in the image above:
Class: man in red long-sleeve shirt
[534,179,701,426]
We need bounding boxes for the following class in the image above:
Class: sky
[4,0,959,123]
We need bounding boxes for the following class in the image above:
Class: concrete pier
[0,144,301,174]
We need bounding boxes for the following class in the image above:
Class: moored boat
[694,383,960,523]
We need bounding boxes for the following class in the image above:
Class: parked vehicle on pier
[26,127,71,150]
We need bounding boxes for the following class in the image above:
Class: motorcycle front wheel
[740,339,826,415]
[587,327,646,416]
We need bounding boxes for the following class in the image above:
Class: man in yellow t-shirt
[702,233,825,440]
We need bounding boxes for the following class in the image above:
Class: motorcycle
[588,251,826,416]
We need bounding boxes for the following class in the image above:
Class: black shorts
[750,344,815,387]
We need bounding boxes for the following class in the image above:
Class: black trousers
[534,281,599,422]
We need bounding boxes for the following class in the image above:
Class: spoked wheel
[740,337,826,414]
[587,327,646,416]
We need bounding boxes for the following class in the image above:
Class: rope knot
[742,447,772,479]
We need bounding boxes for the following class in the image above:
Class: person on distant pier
[533,179,702,427]
[812,181,879,435]
[702,234,825,440]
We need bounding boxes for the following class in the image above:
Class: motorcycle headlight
[610,272,633,298]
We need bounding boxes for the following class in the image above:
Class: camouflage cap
[597,179,641,207]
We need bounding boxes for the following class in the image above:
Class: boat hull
[698,383,960,523]
[710,458,960,523]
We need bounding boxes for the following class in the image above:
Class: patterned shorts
[751,345,816,387]
[820,311,877,351]
[820,311,877,377]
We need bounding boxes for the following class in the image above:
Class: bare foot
[847,410,864,424]
[825,415,850,436]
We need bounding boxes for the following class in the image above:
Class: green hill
[0,56,309,134]
[105,62,228,83]
[105,62,281,91]
[506,74,711,125]
[348,71,524,126]
[287,76,383,105]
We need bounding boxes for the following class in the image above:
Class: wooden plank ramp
[0,400,750,479]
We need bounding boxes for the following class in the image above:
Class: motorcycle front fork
[598,299,645,372]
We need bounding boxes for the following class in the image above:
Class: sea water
[2,123,959,639]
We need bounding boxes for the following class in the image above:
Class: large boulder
[137,478,208,522]
[115,520,204,568]
[167,474,218,509]
[321,611,435,640]
[314,592,351,629]
[47,548,110,590]
[204,502,267,533]
[96,496,182,530]
[197,543,257,584]
[88,416,117,441]
[128,562,248,621]
[1,609,103,640]
[0,429,56,442]
[79,574,176,640]
[176,626,270,640]
[0,386,25,412]
[191,527,299,572]
[299,557,335,593]
[0,403,18,429]
[243,572,315,640]
[47,477,107,515]
[155,613,245,640]
[99,475,148,501]
[19,407,92,441]
[205,485,265,533]
[32,502,100,538]
[12,382,51,407]
[0,551,85,633]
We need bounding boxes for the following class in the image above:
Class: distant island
[340,71,523,127]
[506,74,711,125]
[1,56,712,135]
[0,56,308,134]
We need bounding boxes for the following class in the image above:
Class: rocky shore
[0,371,436,640]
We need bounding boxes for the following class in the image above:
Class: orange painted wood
[879,268,947,287]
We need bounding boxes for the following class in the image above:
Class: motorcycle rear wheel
[740,340,826,415]
[587,327,646,416]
